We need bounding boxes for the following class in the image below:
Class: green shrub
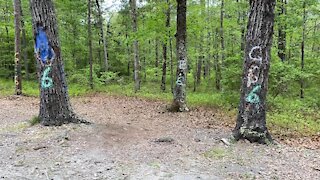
[30,116,40,126]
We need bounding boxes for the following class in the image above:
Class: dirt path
[0,94,319,179]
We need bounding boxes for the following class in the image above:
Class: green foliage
[29,116,40,126]
[203,147,227,159]
[99,71,121,84]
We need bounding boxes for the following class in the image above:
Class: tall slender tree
[30,0,87,125]
[130,0,140,92]
[220,0,225,80]
[96,0,108,71]
[13,0,22,95]
[170,0,188,112]
[277,0,287,62]
[161,0,171,92]
[88,0,93,89]
[233,0,276,144]
[300,0,306,99]
[20,2,29,80]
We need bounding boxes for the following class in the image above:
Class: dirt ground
[0,94,319,180]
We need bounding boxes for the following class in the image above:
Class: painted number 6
[246,85,261,104]
[41,66,53,89]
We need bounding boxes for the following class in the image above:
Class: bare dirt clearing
[0,94,319,179]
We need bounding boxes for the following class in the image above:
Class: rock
[154,137,174,143]
[33,146,47,150]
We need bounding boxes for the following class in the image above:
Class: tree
[13,0,22,95]
[277,0,287,62]
[233,0,276,144]
[161,0,171,92]
[170,0,189,112]
[30,0,87,125]
[96,0,108,71]
[300,0,306,99]
[130,0,140,92]
[88,0,93,89]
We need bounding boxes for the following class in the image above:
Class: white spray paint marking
[247,65,259,87]
[249,46,262,64]
[179,60,187,70]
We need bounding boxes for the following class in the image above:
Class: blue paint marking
[246,85,261,104]
[35,27,54,64]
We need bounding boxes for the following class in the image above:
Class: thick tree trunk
[161,0,171,92]
[277,0,286,62]
[14,0,22,95]
[233,0,276,144]
[300,1,306,99]
[170,0,188,112]
[88,0,93,89]
[96,0,108,71]
[30,0,87,125]
[130,0,140,92]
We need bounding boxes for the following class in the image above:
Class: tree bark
[170,36,174,93]
[96,0,108,71]
[155,39,159,78]
[233,0,276,144]
[30,0,87,126]
[21,4,29,80]
[214,28,221,91]
[88,0,93,89]
[170,0,188,112]
[161,0,171,92]
[220,0,225,76]
[130,0,140,92]
[14,0,22,95]
[277,0,286,62]
[300,1,306,99]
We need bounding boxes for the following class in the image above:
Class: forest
[0,0,319,179]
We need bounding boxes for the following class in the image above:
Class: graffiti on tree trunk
[246,46,263,106]
[41,66,53,89]
[34,26,55,89]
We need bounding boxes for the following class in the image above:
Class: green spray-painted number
[246,85,261,104]
[41,66,53,89]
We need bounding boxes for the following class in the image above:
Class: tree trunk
[277,0,286,62]
[88,0,93,89]
[30,0,87,126]
[155,39,159,78]
[21,5,29,80]
[161,0,171,92]
[96,0,108,71]
[170,0,188,112]
[196,48,203,86]
[130,0,140,92]
[14,0,22,95]
[170,36,174,93]
[214,28,221,91]
[233,0,276,144]
[300,1,306,99]
[220,0,225,75]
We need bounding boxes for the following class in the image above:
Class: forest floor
[0,94,319,180]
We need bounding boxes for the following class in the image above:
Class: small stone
[154,137,174,143]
